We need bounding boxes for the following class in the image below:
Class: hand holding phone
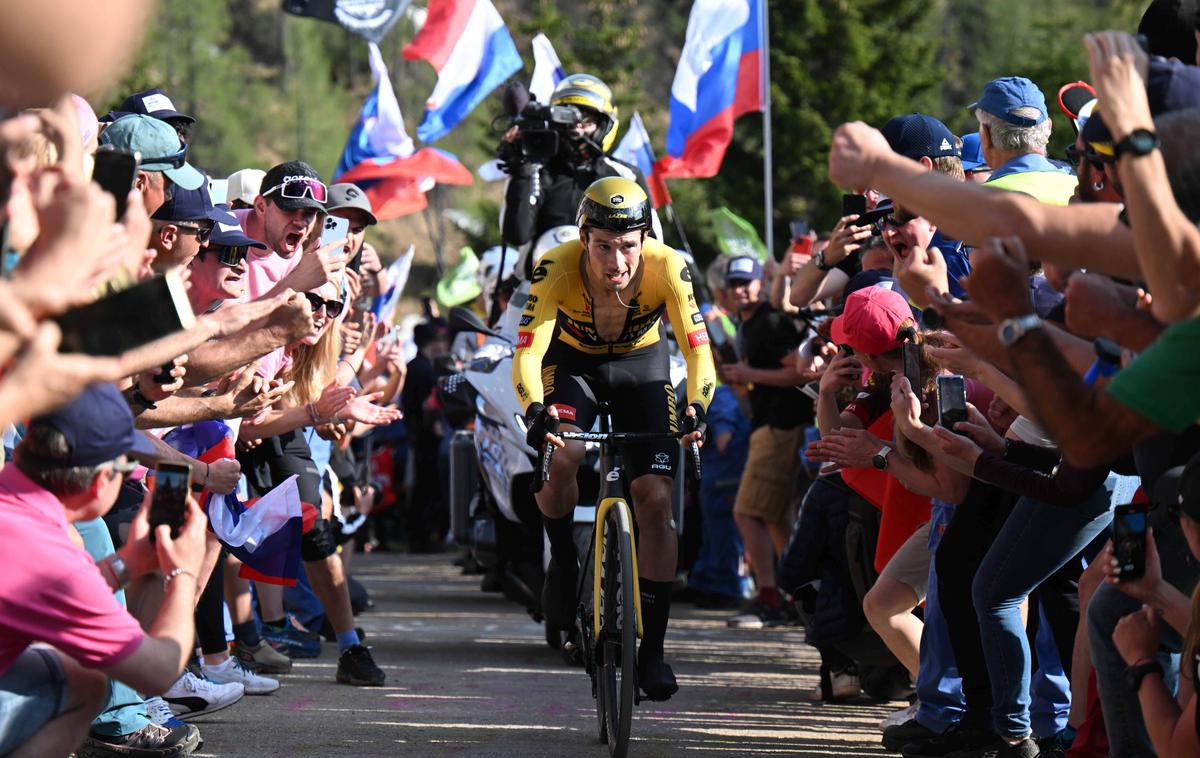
[149,463,192,542]
[1111,504,1148,581]
[320,214,350,252]
[91,148,139,220]
[936,374,968,433]
[842,194,868,218]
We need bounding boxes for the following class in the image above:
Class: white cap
[225,168,266,205]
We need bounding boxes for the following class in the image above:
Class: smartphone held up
[149,462,191,542]
[1111,504,1148,580]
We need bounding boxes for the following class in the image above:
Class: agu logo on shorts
[651,451,672,471]
[686,330,709,349]
[516,332,534,348]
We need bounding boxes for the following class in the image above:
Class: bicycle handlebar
[529,430,703,493]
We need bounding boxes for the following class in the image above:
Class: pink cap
[71,94,98,149]
[831,286,913,355]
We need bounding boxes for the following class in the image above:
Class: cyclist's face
[584,228,644,292]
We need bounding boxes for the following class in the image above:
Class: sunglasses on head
[303,292,344,318]
[174,223,211,244]
[138,145,188,169]
[263,178,328,204]
[209,244,249,266]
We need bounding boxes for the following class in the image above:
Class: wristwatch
[1124,659,1164,693]
[872,445,893,471]
[813,249,833,272]
[1113,128,1159,160]
[100,553,130,589]
[998,314,1044,348]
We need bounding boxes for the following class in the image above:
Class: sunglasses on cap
[303,292,344,318]
[262,178,328,204]
[138,145,188,169]
[174,223,211,244]
[208,244,249,267]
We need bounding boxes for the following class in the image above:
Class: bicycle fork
[591,497,644,642]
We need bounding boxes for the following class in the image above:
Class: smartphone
[91,148,139,220]
[1111,503,1148,580]
[320,214,350,252]
[902,343,921,394]
[936,374,968,432]
[789,219,809,239]
[54,270,195,356]
[149,462,191,541]
[842,194,868,218]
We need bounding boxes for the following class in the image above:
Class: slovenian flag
[654,0,764,179]
[528,33,565,104]
[403,0,524,143]
[162,420,317,586]
[335,42,472,220]
[612,111,671,209]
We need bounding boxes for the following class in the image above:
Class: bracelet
[162,568,196,592]
[99,554,130,590]
[307,402,321,424]
[202,462,210,486]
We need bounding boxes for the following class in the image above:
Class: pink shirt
[234,208,300,302]
[0,467,144,674]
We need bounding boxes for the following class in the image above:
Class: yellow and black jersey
[512,237,716,413]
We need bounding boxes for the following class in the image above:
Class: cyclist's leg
[537,355,599,627]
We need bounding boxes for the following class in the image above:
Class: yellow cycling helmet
[551,73,620,152]
[577,177,651,232]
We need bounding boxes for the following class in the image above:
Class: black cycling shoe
[336,644,386,686]
[541,558,578,631]
[637,653,679,701]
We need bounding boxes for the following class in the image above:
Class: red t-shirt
[0,467,144,673]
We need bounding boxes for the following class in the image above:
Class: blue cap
[209,206,266,249]
[152,173,222,223]
[119,87,195,124]
[960,132,987,171]
[725,255,763,284]
[969,77,1049,126]
[100,115,204,191]
[28,384,156,467]
[881,114,960,160]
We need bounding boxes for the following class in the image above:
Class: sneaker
[262,622,322,659]
[541,558,578,631]
[637,653,679,701]
[806,663,861,702]
[726,599,786,629]
[336,644,386,686]
[883,718,940,753]
[1036,729,1072,757]
[201,657,280,695]
[162,671,244,719]
[79,722,199,757]
[945,736,1040,758]
[902,724,996,758]
[143,697,190,730]
[232,639,293,675]
[881,701,921,731]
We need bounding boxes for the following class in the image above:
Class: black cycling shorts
[542,340,679,480]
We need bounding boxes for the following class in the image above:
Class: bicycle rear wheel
[598,501,637,757]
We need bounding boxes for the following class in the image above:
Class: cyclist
[512,176,714,701]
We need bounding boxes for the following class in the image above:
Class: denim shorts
[0,646,68,756]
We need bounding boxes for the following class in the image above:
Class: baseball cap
[831,286,914,355]
[152,173,223,223]
[326,183,377,225]
[209,206,266,249]
[260,161,326,212]
[959,133,987,172]
[99,115,204,191]
[969,77,1049,127]
[881,114,960,160]
[225,168,265,206]
[118,87,195,124]
[27,383,156,467]
[1146,57,1200,116]
[724,256,763,284]
[1057,81,1097,132]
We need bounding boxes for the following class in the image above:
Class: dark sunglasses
[303,292,345,318]
[174,223,211,244]
[209,244,249,266]
[138,145,188,169]
[263,178,328,204]
[881,209,918,228]
[1065,143,1115,168]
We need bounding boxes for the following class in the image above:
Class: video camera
[495,81,591,167]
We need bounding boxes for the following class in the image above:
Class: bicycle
[534,401,701,758]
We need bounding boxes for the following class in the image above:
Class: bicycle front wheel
[598,500,638,757]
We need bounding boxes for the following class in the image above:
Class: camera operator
[498,74,662,274]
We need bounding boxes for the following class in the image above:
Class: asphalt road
[190,552,899,757]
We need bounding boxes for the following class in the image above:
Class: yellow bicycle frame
[591,497,644,642]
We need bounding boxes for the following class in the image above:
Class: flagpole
[759,0,775,261]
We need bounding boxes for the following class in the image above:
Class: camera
[498,102,585,166]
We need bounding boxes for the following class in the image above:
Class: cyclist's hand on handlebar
[681,402,706,449]
[524,402,565,451]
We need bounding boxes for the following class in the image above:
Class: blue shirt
[933,231,970,299]
[701,385,750,486]
[987,152,1072,182]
